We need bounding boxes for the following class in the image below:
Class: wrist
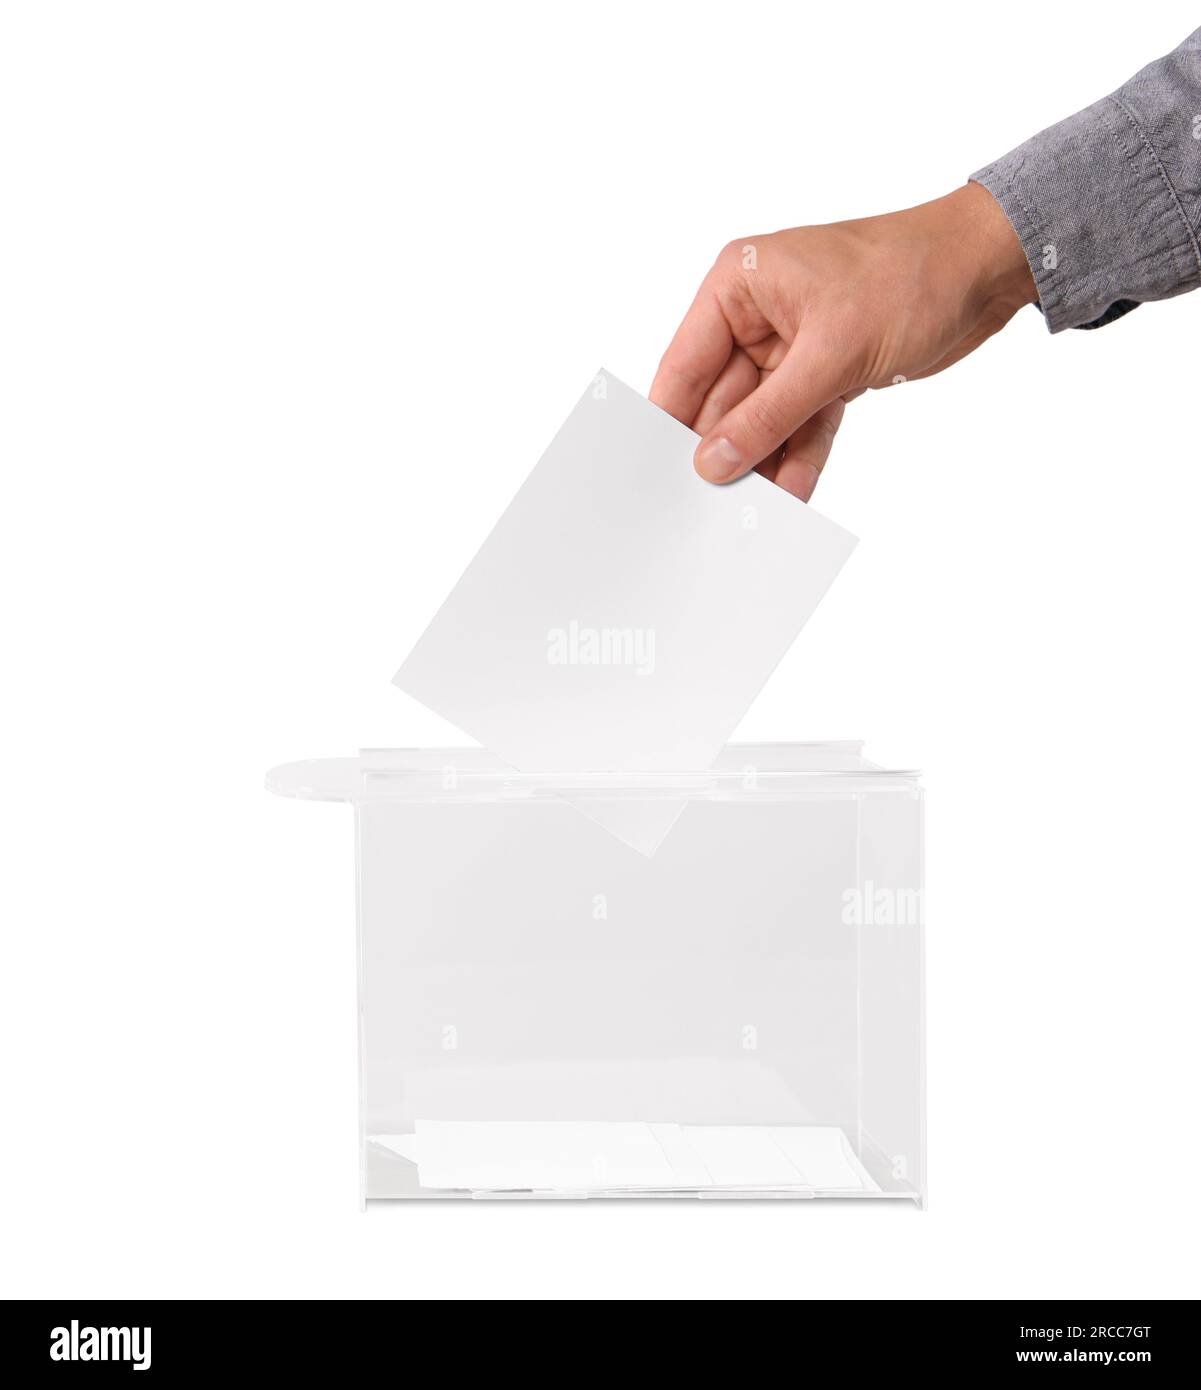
[947,180,1038,314]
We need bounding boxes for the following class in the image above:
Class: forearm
[970,27,1201,331]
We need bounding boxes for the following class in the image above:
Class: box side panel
[358,796,879,1196]
[856,790,925,1202]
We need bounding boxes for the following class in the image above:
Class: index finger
[649,283,733,427]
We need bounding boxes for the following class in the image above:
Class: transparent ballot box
[267,742,925,1204]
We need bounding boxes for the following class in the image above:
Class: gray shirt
[971,27,1201,331]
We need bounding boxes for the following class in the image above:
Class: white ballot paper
[394,370,857,854]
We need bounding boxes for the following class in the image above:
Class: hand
[650,182,1037,500]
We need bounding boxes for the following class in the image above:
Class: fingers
[691,348,760,439]
[758,398,845,502]
[693,341,845,483]
[649,283,733,426]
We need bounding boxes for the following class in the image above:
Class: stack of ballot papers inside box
[372,1122,879,1194]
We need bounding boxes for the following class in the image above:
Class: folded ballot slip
[394,369,857,854]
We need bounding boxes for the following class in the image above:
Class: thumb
[694,344,845,484]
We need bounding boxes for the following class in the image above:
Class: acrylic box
[267,742,925,1204]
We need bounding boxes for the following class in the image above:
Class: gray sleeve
[970,28,1201,331]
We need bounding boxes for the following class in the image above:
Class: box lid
[265,742,920,804]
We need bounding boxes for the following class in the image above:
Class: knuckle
[717,237,755,269]
[812,409,841,443]
[656,354,707,396]
[745,393,789,442]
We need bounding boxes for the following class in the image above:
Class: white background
[2,1,1198,1300]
